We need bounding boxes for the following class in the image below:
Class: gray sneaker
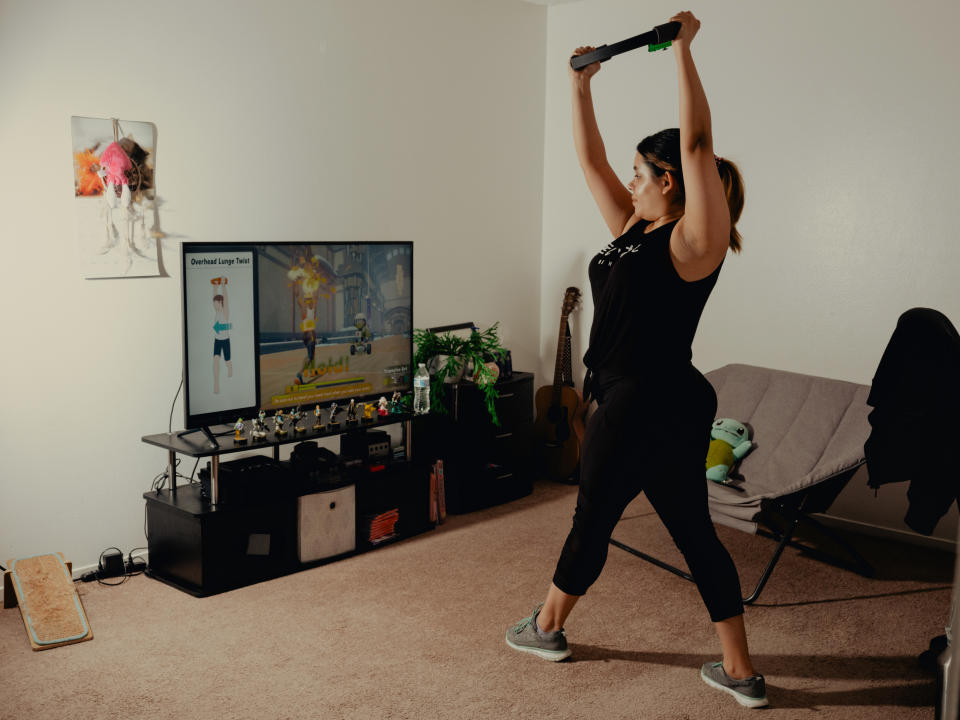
[700,661,768,708]
[505,603,571,661]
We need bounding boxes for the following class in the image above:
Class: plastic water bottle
[413,363,430,415]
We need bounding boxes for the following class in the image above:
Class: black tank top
[583,219,722,383]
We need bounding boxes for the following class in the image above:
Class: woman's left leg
[714,614,756,678]
[642,434,755,676]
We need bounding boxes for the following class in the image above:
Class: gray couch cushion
[704,364,872,533]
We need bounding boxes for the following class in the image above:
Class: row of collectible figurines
[232,391,404,444]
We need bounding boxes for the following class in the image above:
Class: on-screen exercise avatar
[505,12,767,709]
[211,276,233,394]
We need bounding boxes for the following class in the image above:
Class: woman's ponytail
[715,156,744,253]
[637,130,745,253]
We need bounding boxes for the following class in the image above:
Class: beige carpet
[1,479,952,719]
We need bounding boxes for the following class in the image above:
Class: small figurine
[233,417,247,444]
[252,410,267,439]
[313,404,323,430]
[390,390,403,414]
[362,402,375,421]
[292,406,305,434]
[274,409,287,437]
[346,398,358,424]
[378,396,389,417]
[327,402,340,429]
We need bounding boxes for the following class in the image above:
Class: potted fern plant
[413,323,508,426]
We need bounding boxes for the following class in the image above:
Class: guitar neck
[552,313,570,402]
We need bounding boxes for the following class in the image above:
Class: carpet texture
[1,480,952,719]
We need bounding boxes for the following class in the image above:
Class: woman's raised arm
[569,47,635,238]
[670,12,730,274]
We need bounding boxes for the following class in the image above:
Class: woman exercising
[505,12,766,709]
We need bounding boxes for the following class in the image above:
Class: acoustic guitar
[533,287,582,481]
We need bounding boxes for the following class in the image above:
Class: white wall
[3,0,954,572]
[541,0,960,541]
[0,0,546,570]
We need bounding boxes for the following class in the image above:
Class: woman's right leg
[547,381,643,621]
[507,380,641,658]
[536,583,580,632]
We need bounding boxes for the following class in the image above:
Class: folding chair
[611,363,875,603]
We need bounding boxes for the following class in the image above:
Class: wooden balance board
[3,553,93,650]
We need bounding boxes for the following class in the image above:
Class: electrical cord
[154,459,173,492]
[169,374,183,434]
[78,546,148,585]
[149,456,204,494]
[150,467,169,493]
[126,548,148,575]
[187,456,200,484]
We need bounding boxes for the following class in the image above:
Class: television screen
[181,241,413,431]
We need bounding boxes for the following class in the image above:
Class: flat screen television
[180,241,413,437]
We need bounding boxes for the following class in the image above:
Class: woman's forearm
[571,78,608,168]
[674,44,712,152]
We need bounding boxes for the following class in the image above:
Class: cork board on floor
[4,553,93,650]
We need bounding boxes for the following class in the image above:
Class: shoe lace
[512,604,546,635]
[512,616,532,634]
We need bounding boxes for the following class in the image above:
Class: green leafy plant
[413,323,508,426]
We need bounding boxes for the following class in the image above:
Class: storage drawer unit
[419,371,535,513]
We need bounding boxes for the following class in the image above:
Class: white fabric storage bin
[298,485,356,563]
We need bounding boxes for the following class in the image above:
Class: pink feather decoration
[99,141,132,186]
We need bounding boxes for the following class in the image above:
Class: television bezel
[180,240,414,432]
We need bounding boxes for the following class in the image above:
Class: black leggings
[552,369,744,622]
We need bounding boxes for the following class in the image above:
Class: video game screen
[255,242,412,412]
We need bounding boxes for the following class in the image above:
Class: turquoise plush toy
[705,418,753,484]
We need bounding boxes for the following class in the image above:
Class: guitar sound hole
[547,405,568,423]
[547,405,570,442]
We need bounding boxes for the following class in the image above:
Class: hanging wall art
[71,116,163,278]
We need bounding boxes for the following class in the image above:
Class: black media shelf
[141,416,431,597]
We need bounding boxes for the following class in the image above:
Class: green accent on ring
[649,41,672,52]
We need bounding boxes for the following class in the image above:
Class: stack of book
[366,509,399,545]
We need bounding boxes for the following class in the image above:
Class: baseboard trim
[814,513,957,551]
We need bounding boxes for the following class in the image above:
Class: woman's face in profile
[628,154,665,220]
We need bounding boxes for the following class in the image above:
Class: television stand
[145,416,414,508]
[141,415,432,596]
[177,425,221,449]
